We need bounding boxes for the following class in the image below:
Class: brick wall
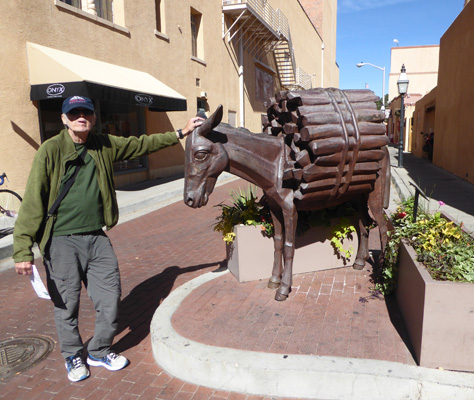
[298,0,324,36]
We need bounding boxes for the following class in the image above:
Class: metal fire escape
[222,0,311,90]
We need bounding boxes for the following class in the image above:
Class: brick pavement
[0,178,415,400]
[172,265,414,364]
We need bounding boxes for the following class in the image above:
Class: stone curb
[150,270,474,400]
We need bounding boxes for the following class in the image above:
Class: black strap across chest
[47,148,88,219]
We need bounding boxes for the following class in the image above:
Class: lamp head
[397,64,409,95]
[356,62,365,68]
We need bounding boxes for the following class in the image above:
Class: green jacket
[13,128,178,263]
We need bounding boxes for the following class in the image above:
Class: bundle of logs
[262,88,388,206]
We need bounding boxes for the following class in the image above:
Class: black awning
[27,42,187,112]
[30,81,187,112]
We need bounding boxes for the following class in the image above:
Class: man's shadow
[111,260,227,353]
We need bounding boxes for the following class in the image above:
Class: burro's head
[184,105,228,208]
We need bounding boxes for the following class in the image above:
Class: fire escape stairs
[222,0,309,91]
[273,34,298,90]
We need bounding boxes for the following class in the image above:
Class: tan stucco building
[1,0,339,195]
[431,0,474,182]
[387,45,439,152]
[388,45,440,102]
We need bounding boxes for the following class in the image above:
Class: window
[95,0,113,22]
[99,101,146,172]
[255,66,274,101]
[155,0,165,33]
[59,0,113,22]
[191,13,198,58]
[191,9,204,60]
[61,0,81,6]
[197,98,207,116]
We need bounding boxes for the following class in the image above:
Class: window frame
[190,8,205,64]
[55,0,128,34]
[154,0,169,41]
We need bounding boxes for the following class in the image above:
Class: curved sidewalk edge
[150,270,474,400]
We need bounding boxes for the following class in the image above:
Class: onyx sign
[46,84,66,97]
[135,94,154,107]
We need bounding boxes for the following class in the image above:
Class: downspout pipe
[239,35,245,127]
[321,43,325,87]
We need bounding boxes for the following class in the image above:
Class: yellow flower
[223,232,236,244]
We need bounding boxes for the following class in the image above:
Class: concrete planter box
[227,222,357,282]
[396,240,474,372]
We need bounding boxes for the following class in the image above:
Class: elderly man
[13,96,203,382]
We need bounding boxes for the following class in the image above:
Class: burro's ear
[197,105,223,137]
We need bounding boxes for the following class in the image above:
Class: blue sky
[336,0,464,101]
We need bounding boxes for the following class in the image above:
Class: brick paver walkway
[0,178,415,400]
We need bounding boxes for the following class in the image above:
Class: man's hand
[15,261,33,276]
[181,117,205,137]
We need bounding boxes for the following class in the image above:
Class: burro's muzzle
[184,176,217,208]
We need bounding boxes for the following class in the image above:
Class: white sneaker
[65,353,90,382]
[87,352,129,371]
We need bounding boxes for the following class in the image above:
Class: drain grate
[0,335,54,380]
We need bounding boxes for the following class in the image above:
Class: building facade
[387,45,439,152]
[388,45,440,102]
[432,0,474,182]
[0,0,338,194]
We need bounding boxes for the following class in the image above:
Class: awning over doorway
[26,42,187,111]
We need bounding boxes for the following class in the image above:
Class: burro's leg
[368,153,389,258]
[275,205,297,301]
[354,196,371,270]
[268,212,283,289]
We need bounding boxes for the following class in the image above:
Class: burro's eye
[194,151,208,161]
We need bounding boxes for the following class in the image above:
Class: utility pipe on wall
[239,36,245,127]
[321,43,325,87]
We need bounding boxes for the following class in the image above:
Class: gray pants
[44,231,121,359]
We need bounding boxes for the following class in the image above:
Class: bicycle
[0,173,22,238]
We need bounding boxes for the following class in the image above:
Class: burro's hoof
[274,285,290,301]
[267,280,280,290]
[274,291,288,301]
[353,261,365,270]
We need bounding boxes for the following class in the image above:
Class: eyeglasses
[68,108,94,116]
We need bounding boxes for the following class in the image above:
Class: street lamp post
[356,62,386,110]
[397,64,409,168]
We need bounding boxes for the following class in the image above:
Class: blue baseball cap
[62,96,95,114]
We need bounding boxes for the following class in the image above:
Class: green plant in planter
[214,186,357,262]
[330,218,356,262]
[214,186,273,243]
[377,197,474,295]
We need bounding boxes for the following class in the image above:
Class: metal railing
[222,0,289,40]
[296,67,312,90]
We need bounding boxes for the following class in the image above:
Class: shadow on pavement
[366,247,417,364]
[112,260,227,353]
[392,148,474,218]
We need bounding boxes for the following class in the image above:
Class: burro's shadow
[112,260,227,353]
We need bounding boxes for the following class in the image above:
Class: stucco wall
[435,0,474,183]
[412,88,437,159]
[388,46,439,102]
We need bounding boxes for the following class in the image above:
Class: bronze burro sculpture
[184,88,390,301]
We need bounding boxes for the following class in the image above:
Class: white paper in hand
[29,265,51,300]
